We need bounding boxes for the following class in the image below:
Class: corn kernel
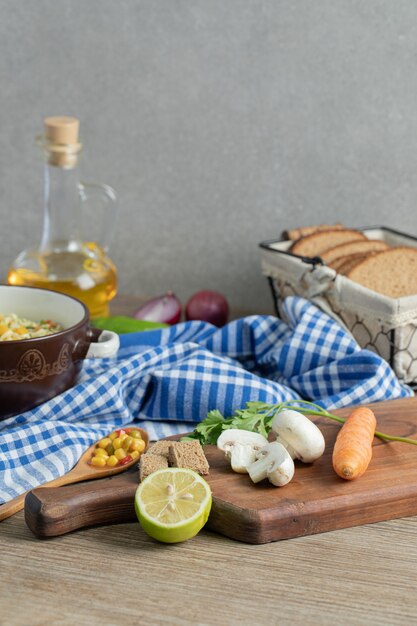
[91,456,106,467]
[130,430,142,439]
[122,436,133,450]
[130,450,140,460]
[16,326,28,335]
[94,448,109,458]
[0,324,8,335]
[114,448,127,461]
[130,439,146,454]
[106,455,119,467]
[113,437,123,449]
[109,432,117,441]
[97,437,112,449]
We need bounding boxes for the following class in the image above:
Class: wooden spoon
[0,427,148,522]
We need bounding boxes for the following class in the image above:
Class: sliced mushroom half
[217,429,269,473]
[247,441,295,487]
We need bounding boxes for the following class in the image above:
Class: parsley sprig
[182,399,417,447]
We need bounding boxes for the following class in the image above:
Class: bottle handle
[78,182,117,251]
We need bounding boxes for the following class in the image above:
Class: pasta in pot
[0,313,63,341]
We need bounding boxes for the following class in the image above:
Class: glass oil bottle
[7,117,118,318]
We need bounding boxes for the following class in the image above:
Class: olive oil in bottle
[7,117,117,318]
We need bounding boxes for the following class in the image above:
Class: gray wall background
[1,0,417,314]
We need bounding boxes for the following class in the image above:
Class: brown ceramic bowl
[0,285,119,420]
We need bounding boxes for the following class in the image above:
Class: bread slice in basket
[335,254,369,275]
[290,228,366,258]
[346,247,417,298]
[283,223,344,241]
[321,239,389,265]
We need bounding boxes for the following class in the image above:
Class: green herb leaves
[181,401,288,445]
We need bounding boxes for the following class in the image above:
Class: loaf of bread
[346,247,417,298]
[321,239,389,265]
[290,228,366,258]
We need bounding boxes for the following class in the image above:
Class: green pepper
[92,316,168,334]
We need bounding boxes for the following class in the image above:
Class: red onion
[185,290,229,327]
[134,292,182,325]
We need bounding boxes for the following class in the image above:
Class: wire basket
[260,226,417,387]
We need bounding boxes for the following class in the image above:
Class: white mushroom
[271,409,325,463]
[228,444,259,473]
[247,442,295,487]
[217,429,269,473]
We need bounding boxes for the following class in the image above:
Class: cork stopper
[44,116,80,145]
[41,116,82,168]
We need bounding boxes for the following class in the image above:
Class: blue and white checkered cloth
[0,296,412,504]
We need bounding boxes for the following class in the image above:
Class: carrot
[332,406,377,480]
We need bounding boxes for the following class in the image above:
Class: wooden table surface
[2,295,417,626]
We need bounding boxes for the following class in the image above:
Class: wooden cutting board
[25,396,417,544]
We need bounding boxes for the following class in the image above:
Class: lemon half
[135,468,212,543]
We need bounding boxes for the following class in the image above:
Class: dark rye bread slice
[321,239,389,265]
[139,440,210,482]
[139,453,168,482]
[168,441,210,475]
[146,440,171,458]
[346,247,417,298]
[283,223,344,241]
[290,228,367,259]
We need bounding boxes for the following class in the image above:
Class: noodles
[0,313,63,341]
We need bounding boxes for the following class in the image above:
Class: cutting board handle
[25,471,138,537]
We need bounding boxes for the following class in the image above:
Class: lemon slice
[135,468,212,543]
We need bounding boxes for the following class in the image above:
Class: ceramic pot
[0,285,119,420]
